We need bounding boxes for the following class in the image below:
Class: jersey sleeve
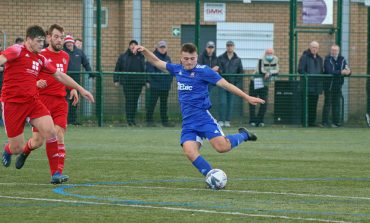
[1,45,22,62]
[165,63,178,76]
[41,55,57,74]
[201,67,222,84]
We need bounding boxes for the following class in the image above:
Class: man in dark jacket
[114,40,146,126]
[198,41,219,72]
[217,40,244,128]
[322,45,351,127]
[298,41,324,127]
[145,40,173,127]
[63,35,93,125]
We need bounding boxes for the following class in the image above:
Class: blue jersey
[166,63,222,125]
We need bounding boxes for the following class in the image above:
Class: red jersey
[38,48,70,97]
[1,44,57,103]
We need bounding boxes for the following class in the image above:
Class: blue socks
[226,132,248,149]
[192,156,212,176]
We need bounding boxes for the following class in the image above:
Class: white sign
[204,3,226,22]
[217,22,274,70]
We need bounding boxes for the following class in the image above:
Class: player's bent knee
[32,137,44,149]
[211,138,230,153]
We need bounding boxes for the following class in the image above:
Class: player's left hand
[132,45,145,54]
[37,79,47,88]
[246,96,265,105]
[80,89,95,103]
[70,89,79,106]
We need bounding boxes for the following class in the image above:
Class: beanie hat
[64,35,75,44]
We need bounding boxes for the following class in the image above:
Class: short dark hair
[14,37,24,44]
[75,38,82,42]
[181,43,197,54]
[26,25,46,39]
[48,24,64,36]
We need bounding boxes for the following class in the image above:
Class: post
[336,0,343,47]
[289,0,297,75]
[195,0,201,50]
[96,0,103,127]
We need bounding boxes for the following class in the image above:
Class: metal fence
[0,0,369,128]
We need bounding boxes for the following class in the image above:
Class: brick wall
[0,0,368,120]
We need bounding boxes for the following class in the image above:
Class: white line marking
[0,195,352,223]
[1,182,369,201]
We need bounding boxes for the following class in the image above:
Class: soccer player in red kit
[0,25,94,183]
[14,24,79,184]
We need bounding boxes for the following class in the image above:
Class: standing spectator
[146,40,173,127]
[249,48,279,127]
[75,38,83,50]
[63,34,93,125]
[114,40,146,126]
[217,40,244,127]
[322,44,351,127]
[14,37,24,45]
[298,41,324,127]
[198,41,219,72]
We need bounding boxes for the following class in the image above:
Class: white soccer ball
[205,169,227,190]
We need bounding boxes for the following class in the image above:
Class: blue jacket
[63,45,93,79]
[146,50,173,91]
[323,55,350,91]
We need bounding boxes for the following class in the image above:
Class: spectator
[298,41,324,127]
[322,44,351,127]
[198,41,219,72]
[75,38,83,50]
[14,37,24,45]
[146,40,173,127]
[217,40,244,127]
[249,48,279,127]
[114,40,146,126]
[63,34,93,125]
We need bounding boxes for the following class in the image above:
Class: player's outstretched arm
[52,70,95,103]
[216,78,265,105]
[133,45,167,72]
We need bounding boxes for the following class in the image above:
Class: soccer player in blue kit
[133,43,265,177]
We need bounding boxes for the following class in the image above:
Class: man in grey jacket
[217,40,244,127]
[298,41,324,127]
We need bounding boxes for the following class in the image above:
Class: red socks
[4,143,12,155]
[23,139,32,155]
[46,137,59,176]
[57,144,66,174]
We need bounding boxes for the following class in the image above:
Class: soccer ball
[205,169,227,190]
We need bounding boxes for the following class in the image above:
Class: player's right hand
[37,79,47,88]
[70,89,79,106]
[247,96,265,105]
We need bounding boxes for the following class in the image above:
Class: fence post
[304,74,308,127]
[96,0,103,127]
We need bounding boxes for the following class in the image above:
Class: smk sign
[204,3,225,22]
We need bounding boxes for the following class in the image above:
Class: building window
[94,7,108,28]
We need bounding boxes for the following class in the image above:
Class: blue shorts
[180,110,224,145]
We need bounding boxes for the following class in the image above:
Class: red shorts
[2,99,51,138]
[33,95,68,132]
